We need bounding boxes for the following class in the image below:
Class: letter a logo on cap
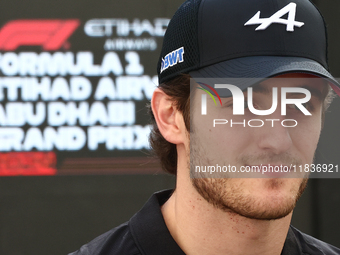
[244,2,304,32]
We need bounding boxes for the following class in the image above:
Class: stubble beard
[191,177,307,220]
[189,132,308,220]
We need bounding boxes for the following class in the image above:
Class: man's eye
[244,101,249,109]
[225,101,250,109]
[287,103,310,111]
[244,100,260,110]
[223,100,255,110]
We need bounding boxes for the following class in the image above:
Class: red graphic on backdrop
[0,19,79,50]
[0,152,57,176]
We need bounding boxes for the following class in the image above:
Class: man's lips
[245,164,292,178]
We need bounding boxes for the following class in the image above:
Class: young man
[70,0,340,254]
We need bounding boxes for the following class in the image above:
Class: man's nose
[255,112,293,155]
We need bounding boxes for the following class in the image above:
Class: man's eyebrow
[251,83,271,94]
[251,83,327,101]
[299,85,326,101]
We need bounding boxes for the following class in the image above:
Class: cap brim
[189,56,340,97]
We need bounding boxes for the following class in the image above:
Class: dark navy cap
[157,0,340,96]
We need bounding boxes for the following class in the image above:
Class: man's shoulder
[290,226,340,255]
[68,190,181,255]
[68,222,140,255]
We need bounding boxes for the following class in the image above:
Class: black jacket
[69,190,340,255]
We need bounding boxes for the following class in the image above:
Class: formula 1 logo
[244,2,304,32]
[0,19,80,50]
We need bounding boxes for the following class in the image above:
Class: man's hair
[149,74,336,175]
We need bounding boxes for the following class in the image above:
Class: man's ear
[151,88,186,145]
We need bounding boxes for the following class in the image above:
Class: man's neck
[161,173,292,255]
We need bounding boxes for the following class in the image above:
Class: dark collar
[281,226,303,255]
[129,189,186,255]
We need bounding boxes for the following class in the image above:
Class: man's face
[189,73,326,220]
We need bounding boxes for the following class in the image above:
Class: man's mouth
[244,164,293,178]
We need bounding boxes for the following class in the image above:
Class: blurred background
[0,0,338,254]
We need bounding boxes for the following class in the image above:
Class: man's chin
[228,196,296,221]
[191,178,308,221]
